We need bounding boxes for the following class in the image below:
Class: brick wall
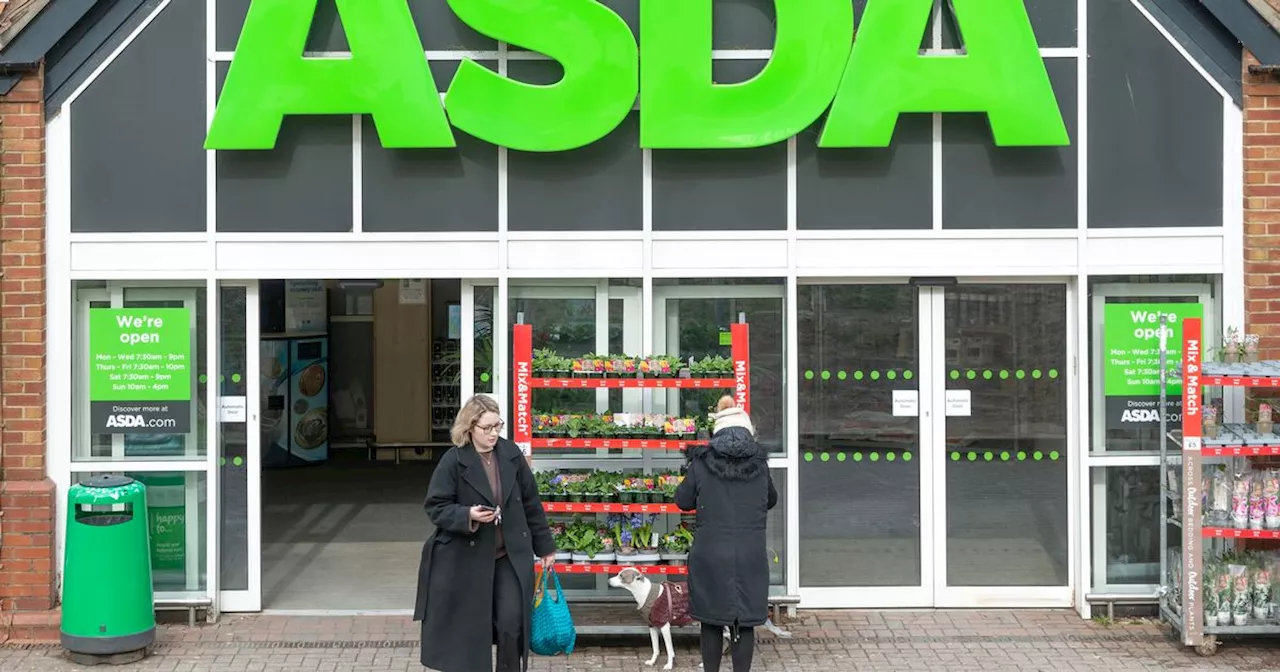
[0,67,57,643]
[1245,50,1280,360]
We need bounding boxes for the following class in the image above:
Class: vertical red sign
[513,323,532,456]
[731,323,750,416]
[1182,317,1202,444]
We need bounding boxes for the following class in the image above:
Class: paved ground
[4,609,1280,670]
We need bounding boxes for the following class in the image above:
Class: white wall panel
[506,240,643,273]
[794,237,1079,277]
[71,241,206,272]
[215,241,499,277]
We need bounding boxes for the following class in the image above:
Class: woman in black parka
[675,395,777,672]
[413,394,557,672]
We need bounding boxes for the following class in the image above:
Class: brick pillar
[1245,51,1280,359]
[0,67,58,643]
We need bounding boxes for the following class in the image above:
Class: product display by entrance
[261,335,330,467]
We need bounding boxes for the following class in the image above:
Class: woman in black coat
[675,395,777,672]
[413,394,557,672]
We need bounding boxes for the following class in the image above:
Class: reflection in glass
[219,286,249,592]
[768,467,786,587]
[73,471,208,593]
[656,284,785,454]
[944,285,1068,587]
[1098,466,1160,586]
[474,286,494,394]
[798,285,920,587]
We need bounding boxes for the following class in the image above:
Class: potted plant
[1204,405,1220,439]
[567,524,603,564]
[661,524,694,566]
[564,477,589,504]
[1225,327,1242,364]
[631,514,662,564]
[1259,403,1274,435]
[1246,334,1262,364]
[552,521,573,564]
[611,514,638,564]
[1253,565,1271,620]
[658,473,682,503]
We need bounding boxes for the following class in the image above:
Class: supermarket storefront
[46,0,1241,617]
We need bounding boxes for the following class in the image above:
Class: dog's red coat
[647,581,695,628]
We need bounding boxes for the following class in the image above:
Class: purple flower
[620,528,633,546]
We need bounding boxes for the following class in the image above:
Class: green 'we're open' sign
[207,0,1069,152]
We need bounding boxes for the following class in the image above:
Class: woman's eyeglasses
[475,421,505,435]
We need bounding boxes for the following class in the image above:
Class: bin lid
[78,474,135,489]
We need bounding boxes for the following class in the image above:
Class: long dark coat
[674,427,777,628]
[413,438,555,672]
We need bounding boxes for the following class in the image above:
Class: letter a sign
[207,0,1068,152]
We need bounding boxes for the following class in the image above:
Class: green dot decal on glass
[1017,451,1027,461]
[1049,451,1060,461]
[1049,369,1059,379]
[836,452,846,462]
[951,452,960,461]
[1032,369,1042,380]
[854,371,864,381]
[886,452,897,462]
[887,370,897,380]
[984,451,993,461]
[220,457,226,467]
[232,373,242,383]
[854,452,863,462]
[1000,451,1010,461]
[983,370,993,380]
[804,370,814,380]
[1033,451,1044,461]
[903,370,913,380]
[870,452,880,462]
[950,370,960,380]
[903,452,913,462]
[198,374,208,384]
[820,452,830,462]
[1016,370,1026,380]
[1000,370,1009,380]
[967,451,977,461]
[219,374,225,383]
[966,370,976,380]
[821,370,831,380]
[870,371,881,380]
[837,371,847,380]
[480,372,491,383]
[804,452,813,462]
[233,456,243,467]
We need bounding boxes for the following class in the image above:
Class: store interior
[259,279,460,611]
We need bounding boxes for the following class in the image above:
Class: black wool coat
[674,427,778,628]
[413,438,556,672]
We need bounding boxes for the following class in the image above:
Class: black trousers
[492,556,523,672]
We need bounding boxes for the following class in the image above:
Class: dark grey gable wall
[70,0,206,233]
[1088,0,1229,229]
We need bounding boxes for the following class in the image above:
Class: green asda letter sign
[206,0,1069,152]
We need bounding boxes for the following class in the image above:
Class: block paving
[4,609,1280,670]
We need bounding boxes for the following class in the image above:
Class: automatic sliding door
[797,284,933,607]
[935,284,1069,607]
[219,282,261,612]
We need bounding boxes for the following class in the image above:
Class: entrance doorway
[797,282,1072,608]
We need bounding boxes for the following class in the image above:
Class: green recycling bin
[61,474,156,661]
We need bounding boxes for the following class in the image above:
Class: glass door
[797,284,935,608]
[218,281,261,612]
[932,283,1071,607]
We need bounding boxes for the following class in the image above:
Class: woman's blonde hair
[451,394,502,447]
[716,394,736,412]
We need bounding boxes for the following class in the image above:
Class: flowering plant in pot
[1224,327,1243,364]
[661,524,694,566]
[551,521,573,563]
[630,514,662,564]
[610,514,639,564]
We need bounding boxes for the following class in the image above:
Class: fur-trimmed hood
[689,408,766,482]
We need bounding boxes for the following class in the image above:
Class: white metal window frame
[1084,282,1216,600]
[219,280,262,612]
